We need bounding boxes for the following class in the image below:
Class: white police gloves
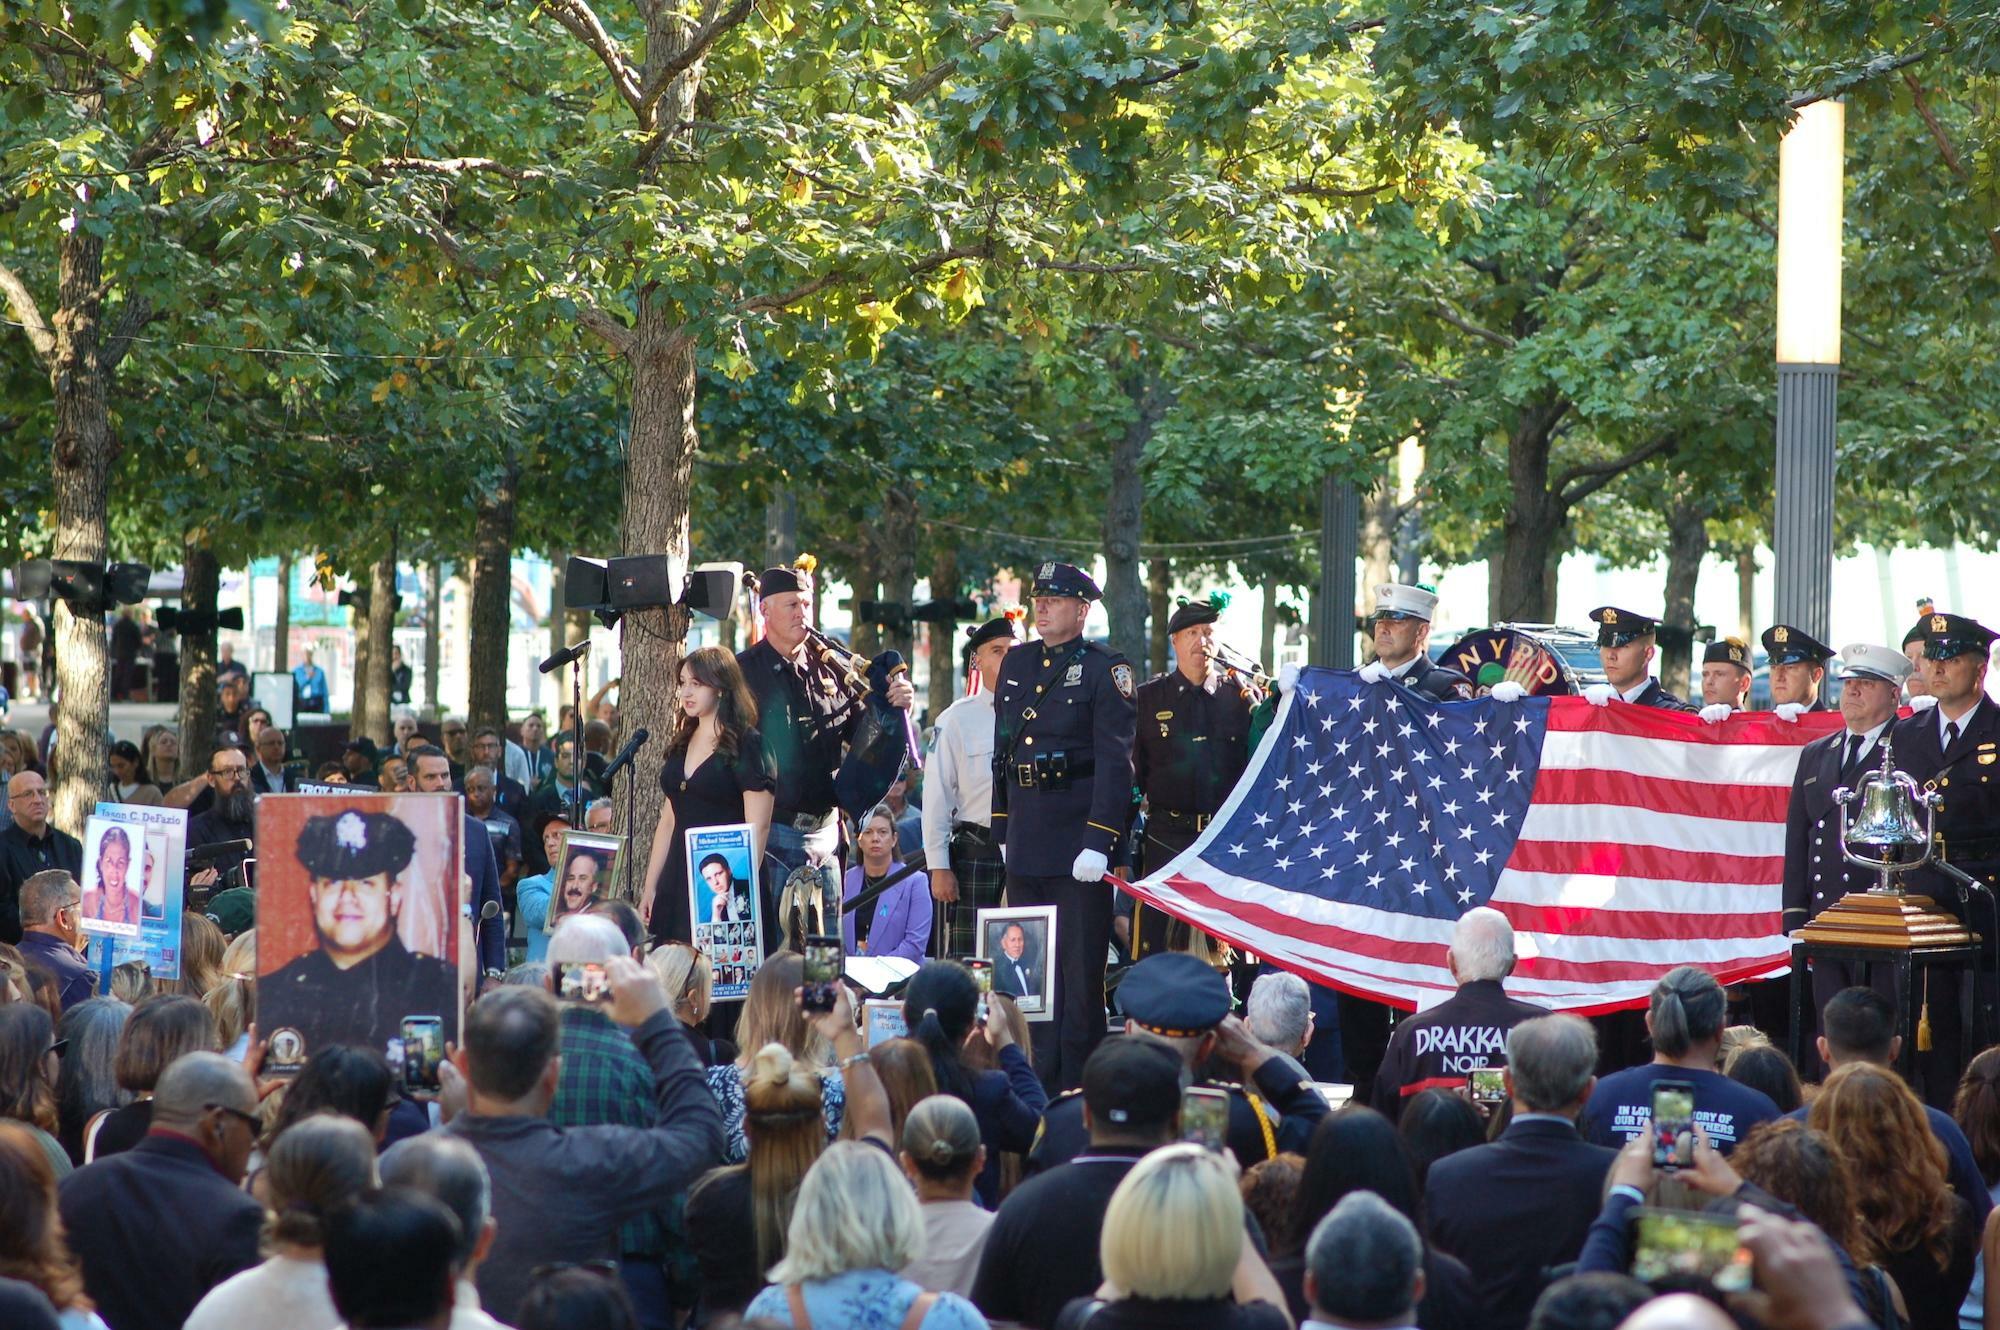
[1072,849,1108,883]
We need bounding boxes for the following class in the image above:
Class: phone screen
[1629,1206,1752,1292]
[1468,1067,1507,1104]
[1650,1081,1697,1169]
[965,959,994,994]
[802,935,843,1013]
[1181,1086,1230,1153]
[400,1016,443,1090]
[555,961,612,1005]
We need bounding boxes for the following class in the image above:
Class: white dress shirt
[1618,679,1656,703]
[922,691,996,870]
[1939,696,1985,748]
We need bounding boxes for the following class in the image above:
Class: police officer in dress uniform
[1892,612,2000,1105]
[1361,583,1475,700]
[1698,638,1753,714]
[262,810,456,1062]
[991,561,1137,1089]
[924,615,1021,959]
[1026,952,1327,1173]
[1764,624,1836,714]
[1126,595,1255,959]
[1783,644,1912,1039]
[1583,608,1696,711]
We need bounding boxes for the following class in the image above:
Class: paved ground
[3,701,181,740]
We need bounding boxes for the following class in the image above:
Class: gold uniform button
[1023,737,1034,746]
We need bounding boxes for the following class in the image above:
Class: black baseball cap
[1082,1034,1186,1130]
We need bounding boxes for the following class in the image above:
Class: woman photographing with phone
[641,648,774,947]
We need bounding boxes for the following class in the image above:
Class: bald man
[0,771,82,944]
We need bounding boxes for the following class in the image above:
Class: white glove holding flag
[1698,703,1734,724]
[1488,681,1528,703]
[1071,848,1108,883]
[1774,702,1808,723]
[1909,693,1939,712]
[1278,662,1301,694]
[1358,660,1389,684]
[1582,683,1616,708]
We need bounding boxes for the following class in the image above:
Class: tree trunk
[1737,550,1756,643]
[1260,584,1281,676]
[350,587,375,739]
[1489,400,1569,624]
[424,563,443,718]
[615,326,698,879]
[928,543,959,719]
[274,553,292,673]
[1103,368,1164,666]
[764,490,797,570]
[1660,500,1710,699]
[177,544,221,778]
[468,462,519,741]
[362,552,396,746]
[1146,557,1171,676]
[43,230,118,837]
[849,547,882,659]
[1361,480,1395,607]
[878,489,917,666]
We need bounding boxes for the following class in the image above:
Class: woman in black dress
[641,647,775,945]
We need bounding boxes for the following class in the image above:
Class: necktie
[1846,733,1864,774]
[1947,721,1961,751]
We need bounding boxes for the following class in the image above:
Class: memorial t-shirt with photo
[1581,1063,1780,1155]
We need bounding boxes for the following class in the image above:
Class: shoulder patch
[1111,663,1135,699]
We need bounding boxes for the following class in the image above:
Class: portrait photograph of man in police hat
[255,793,463,1072]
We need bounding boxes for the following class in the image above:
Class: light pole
[1315,474,1360,668]
[1771,100,1845,643]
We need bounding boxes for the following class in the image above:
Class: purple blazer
[841,861,932,964]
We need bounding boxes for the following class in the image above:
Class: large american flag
[1123,667,1846,1015]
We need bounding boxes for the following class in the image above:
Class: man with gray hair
[1371,906,1546,1119]
[379,1134,509,1330]
[1422,1015,1617,1330]
[1303,1191,1424,1329]
[1246,971,1314,1060]
[16,869,94,1009]
[59,1052,265,1330]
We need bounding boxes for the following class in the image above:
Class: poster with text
[687,823,762,1001]
[92,804,187,979]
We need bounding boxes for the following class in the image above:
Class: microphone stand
[622,757,638,901]
[570,655,586,829]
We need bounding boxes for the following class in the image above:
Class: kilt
[940,823,1007,960]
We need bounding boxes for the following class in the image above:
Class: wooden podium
[1794,889,1977,950]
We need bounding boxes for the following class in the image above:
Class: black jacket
[1371,979,1547,1118]
[1394,657,1476,702]
[1782,724,1887,928]
[1892,699,2000,913]
[1629,679,1696,712]
[0,822,83,944]
[1424,1117,1617,1330]
[58,1133,263,1330]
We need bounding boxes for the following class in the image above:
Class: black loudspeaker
[565,556,610,611]
[608,554,683,611]
[684,563,742,620]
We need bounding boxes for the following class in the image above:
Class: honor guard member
[1892,612,2000,1105]
[1583,608,1695,711]
[991,561,1137,1089]
[263,810,456,1058]
[1783,644,1912,1033]
[1126,594,1255,958]
[1763,624,1836,715]
[923,614,1021,958]
[1697,638,1753,719]
[740,558,916,944]
[1026,952,1327,1174]
[1360,584,1475,700]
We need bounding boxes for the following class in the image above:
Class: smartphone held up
[802,935,844,1014]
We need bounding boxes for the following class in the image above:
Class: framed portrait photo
[976,904,1057,1021]
[78,816,146,938]
[687,824,763,1001]
[547,831,625,934]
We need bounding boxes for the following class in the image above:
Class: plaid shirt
[549,1005,666,1258]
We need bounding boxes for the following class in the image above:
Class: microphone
[539,640,591,675]
[602,728,650,782]
[186,839,253,864]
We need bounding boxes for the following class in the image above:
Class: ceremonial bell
[1796,735,1975,949]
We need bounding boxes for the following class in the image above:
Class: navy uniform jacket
[737,638,861,824]
[1134,669,1254,817]
[1394,657,1476,703]
[1025,1050,1326,1175]
[990,637,1138,877]
[1892,699,2000,911]
[1630,679,1695,712]
[1782,726,1887,929]
[262,934,457,1063]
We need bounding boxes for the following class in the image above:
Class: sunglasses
[205,1102,260,1131]
[44,1039,67,1060]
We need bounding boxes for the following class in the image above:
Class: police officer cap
[1031,561,1101,602]
[1836,643,1915,685]
[1702,638,1750,671]
[1761,624,1834,667]
[963,615,1021,655]
[1082,1035,1185,1129]
[1119,951,1232,1037]
[1923,612,1999,661]
[1372,583,1438,623]
[1589,607,1659,648]
[1167,593,1227,636]
[296,810,417,880]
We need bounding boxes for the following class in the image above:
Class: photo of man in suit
[698,852,752,924]
[990,921,1043,1000]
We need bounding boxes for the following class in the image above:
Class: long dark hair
[267,1045,398,1146]
[1288,1107,1424,1257]
[901,961,979,1102]
[0,1006,58,1134]
[669,647,759,761]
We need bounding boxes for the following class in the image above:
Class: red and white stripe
[1121,695,1846,1017]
